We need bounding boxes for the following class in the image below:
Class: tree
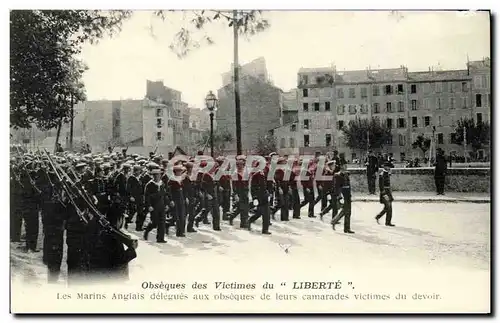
[10,10,131,130]
[411,134,432,157]
[450,117,491,157]
[341,117,392,153]
[254,134,277,156]
[196,129,233,155]
[152,10,270,58]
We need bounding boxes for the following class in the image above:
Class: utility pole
[69,93,74,151]
[233,9,242,155]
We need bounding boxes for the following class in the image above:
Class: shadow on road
[389,226,440,238]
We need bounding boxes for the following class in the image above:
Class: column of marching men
[10,149,396,284]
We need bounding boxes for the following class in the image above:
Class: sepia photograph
[9,5,492,314]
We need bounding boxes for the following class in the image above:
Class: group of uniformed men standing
[10,148,395,284]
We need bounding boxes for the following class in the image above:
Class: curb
[352,198,490,204]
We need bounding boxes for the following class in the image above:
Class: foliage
[152,10,270,58]
[196,128,233,155]
[341,117,392,151]
[411,134,432,155]
[254,134,277,156]
[10,10,131,130]
[450,118,490,151]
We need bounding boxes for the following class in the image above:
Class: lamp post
[205,91,218,158]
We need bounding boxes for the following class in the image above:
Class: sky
[79,10,491,110]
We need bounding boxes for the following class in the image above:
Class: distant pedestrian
[364,150,379,194]
[434,148,448,195]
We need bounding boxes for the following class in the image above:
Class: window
[435,82,443,93]
[462,97,467,109]
[373,103,380,114]
[437,133,444,144]
[397,84,404,94]
[450,82,456,93]
[325,102,331,111]
[385,85,393,95]
[338,120,344,130]
[303,89,308,97]
[349,105,357,114]
[424,116,431,127]
[386,102,392,113]
[314,102,320,111]
[167,119,173,127]
[438,116,442,126]
[412,117,418,127]
[290,124,297,132]
[398,101,404,112]
[326,134,332,147]
[303,119,310,130]
[474,76,482,89]
[156,132,163,141]
[373,85,380,96]
[351,153,357,161]
[360,104,368,114]
[337,105,345,115]
[477,113,483,124]
[410,84,417,94]
[303,103,309,111]
[461,82,468,92]
[337,88,344,98]
[398,134,406,146]
[304,135,310,147]
[450,98,455,109]
[156,108,163,117]
[423,98,431,110]
[386,135,393,145]
[326,118,332,129]
[476,94,482,107]
[423,83,430,94]
[437,98,442,110]
[386,118,393,129]
[349,88,356,98]
[397,118,405,128]
[156,118,163,128]
[411,100,417,110]
[280,138,286,148]
[400,152,406,161]
[361,87,368,98]
[290,138,295,148]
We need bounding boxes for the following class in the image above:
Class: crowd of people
[10,147,401,284]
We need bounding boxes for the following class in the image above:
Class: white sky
[80,10,490,109]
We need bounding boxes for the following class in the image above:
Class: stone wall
[346,167,490,193]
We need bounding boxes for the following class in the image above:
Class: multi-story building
[221,57,269,87]
[272,58,490,161]
[217,63,282,154]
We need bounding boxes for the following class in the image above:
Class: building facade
[221,57,269,87]
[272,58,491,161]
[217,74,283,154]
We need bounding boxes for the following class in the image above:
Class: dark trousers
[435,175,445,194]
[66,220,90,284]
[290,187,300,218]
[42,204,65,282]
[367,173,376,194]
[228,189,249,228]
[145,209,166,242]
[376,196,393,225]
[10,197,22,242]
[277,184,290,221]
[22,204,39,251]
[331,189,351,230]
[248,199,270,233]
[186,196,196,230]
[300,187,315,216]
[197,191,221,230]
[172,190,186,236]
[134,202,145,230]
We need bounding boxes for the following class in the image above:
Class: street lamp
[205,91,218,158]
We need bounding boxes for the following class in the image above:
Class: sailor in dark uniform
[375,161,395,227]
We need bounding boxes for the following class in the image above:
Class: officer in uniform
[228,157,249,228]
[331,163,354,234]
[167,164,186,237]
[127,165,144,231]
[375,161,395,227]
[365,150,379,195]
[196,163,221,231]
[248,164,271,234]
